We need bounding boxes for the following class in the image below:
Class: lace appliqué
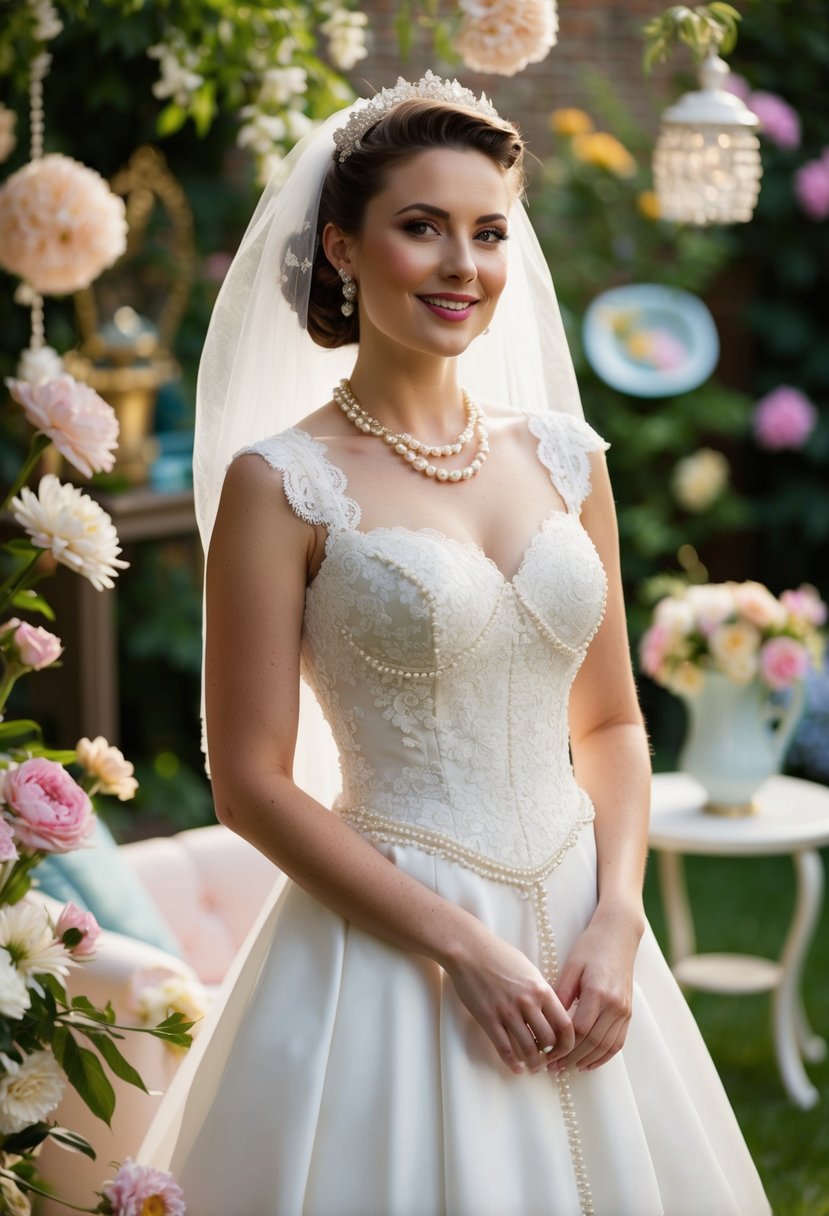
[526,411,610,515]
[232,428,361,532]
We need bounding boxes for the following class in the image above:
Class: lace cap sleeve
[526,411,610,514]
[230,428,361,531]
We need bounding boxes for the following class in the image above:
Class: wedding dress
[139,408,770,1216]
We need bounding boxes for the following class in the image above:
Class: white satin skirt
[138,824,770,1216]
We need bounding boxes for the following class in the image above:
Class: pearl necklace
[333,379,490,483]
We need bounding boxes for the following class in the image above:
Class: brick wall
[350,1,678,181]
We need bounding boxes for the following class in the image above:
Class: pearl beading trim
[338,551,506,679]
[332,70,500,162]
[333,380,491,483]
[339,801,595,1215]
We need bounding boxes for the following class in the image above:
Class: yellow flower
[571,131,637,177]
[637,190,661,220]
[666,661,706,697]
[550,108,594,137]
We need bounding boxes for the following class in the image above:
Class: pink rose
[100,1158,186,1216]
[55,901,101,959]
[639,623,670,678]
[2,758,94,853]
[6,374,118,478]
[759,636,810,690]
[794,156,829,221]
[0,817,18,862]
[752,386,818,450]
[0,617,63,670]
[750,91,801,150]
[781,585,828,630]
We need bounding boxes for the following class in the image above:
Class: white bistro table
[650,771,829,1109]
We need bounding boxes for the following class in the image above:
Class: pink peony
[0,819,18,862]
[7,373,118,477]
[101,1158,186,1216]
[750,91,801,149]
[639,623,671,678]
[781,584,828,630]
[794,155,829,221]
[0,617,63,670]
[752,386,818,450]
[759,636,810,690]
[0,153,126,295]
[454,0,558,76]
[55,901,101,959]
[2,758,94,854]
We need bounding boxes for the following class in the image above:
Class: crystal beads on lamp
[653,53,762,226]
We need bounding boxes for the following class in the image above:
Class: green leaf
[157,102,187,137]
[26,746,77,764]
[0,719,41,744]
[0,1121,53,1154]
[56,1030,116,1125]
[9,588,55,620]
[84,1030,149,1092]
[45,1125,97,1160]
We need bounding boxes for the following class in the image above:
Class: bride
[139,74,770,1216]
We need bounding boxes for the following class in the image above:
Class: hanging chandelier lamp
[644,5,762,226]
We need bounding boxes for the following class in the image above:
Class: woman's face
[343,147,514,360]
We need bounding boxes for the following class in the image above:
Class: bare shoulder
[215,447,310,555]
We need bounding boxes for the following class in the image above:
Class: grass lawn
[643,846,829,1216]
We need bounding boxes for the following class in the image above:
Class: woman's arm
[554,450,652,1073]
[205,453,576,1076]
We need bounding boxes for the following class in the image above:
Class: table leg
[656,850,696,967]
[772,849,825,1109]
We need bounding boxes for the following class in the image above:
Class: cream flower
[75,735,138,801]
[15,344,64,384]
[454,0,558,76]
[666,661,706,697]
[0,1050,65,1135]
[732,580,787,631]
[0,154,126,295]
[672,448,729,513]
[0,104,17,166]
[11,475,129,591]
[0,1170,31,1216]
[685,583,737,636]
[320,9,369,72]
[653,596,695,638]
[0,902,73,992]
[0,950,30,1020]
[7,373,119,478]
[128,967,209,1033]
[709,621,761,683]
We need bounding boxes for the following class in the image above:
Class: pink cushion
[120,825,283,985]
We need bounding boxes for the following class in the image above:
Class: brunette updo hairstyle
[305,99,525,349]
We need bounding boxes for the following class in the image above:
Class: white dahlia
[11,475,129,591]
[0,902,73,993]
[0,950,30,1020]
[0,1050,65,1135]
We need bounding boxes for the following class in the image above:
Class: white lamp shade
[653,53,763,226]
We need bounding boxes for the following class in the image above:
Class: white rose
[733,581,787,630]
[653,596,695,637]
[666,661,706,697]
[685,584,737,636]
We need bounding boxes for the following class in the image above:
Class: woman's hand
[552,902,644,1073]
[444,924,576,1075]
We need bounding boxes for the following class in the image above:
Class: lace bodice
[236,411,610,877]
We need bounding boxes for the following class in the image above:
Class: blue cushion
[34,818,182,957]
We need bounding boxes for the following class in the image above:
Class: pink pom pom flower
[794,153,829,221]
[2,758,95,854]
[750,91,801,150]
[752,386,818,450]
[100,1158,186,1216]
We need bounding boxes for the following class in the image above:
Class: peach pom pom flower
[0,153,126,295]
[454,0,558,77]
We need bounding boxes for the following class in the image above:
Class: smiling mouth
[419,295,478,311]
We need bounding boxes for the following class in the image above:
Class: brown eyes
[403,219,509,243]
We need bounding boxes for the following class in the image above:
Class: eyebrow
[394,203,507,224]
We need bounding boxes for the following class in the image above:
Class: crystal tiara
[332,70,502,163]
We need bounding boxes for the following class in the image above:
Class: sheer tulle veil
[194,77,586,801]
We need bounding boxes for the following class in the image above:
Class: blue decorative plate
[582,284,720,397]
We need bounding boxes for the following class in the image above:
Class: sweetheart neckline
[306,510,597,595]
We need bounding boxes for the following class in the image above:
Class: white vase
[678,669,806,815]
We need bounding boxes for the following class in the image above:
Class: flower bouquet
[640,580,827,812]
